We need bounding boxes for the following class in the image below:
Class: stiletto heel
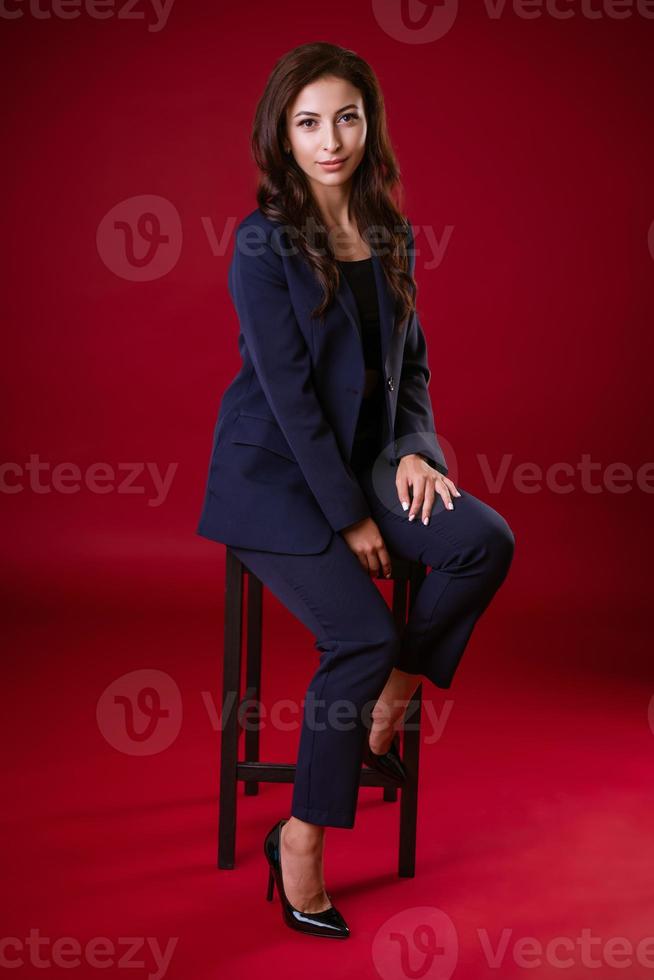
[263,818,350,939]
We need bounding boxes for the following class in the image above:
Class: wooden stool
[217,545,427,877]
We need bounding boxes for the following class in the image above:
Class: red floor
[3,561,650,980]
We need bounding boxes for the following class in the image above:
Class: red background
[3,2,653,978]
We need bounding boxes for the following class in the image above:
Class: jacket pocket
[229,412,297,463]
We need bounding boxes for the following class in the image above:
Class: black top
[337,257,385,473]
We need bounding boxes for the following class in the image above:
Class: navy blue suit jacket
[196,207,449,554]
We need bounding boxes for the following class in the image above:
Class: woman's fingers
[443,476,462,498]
[396,471,411,512]
[365,543,391,578]
[396,465,462,523]
[343,518,391,577]
[411,475,457,521]
[436,476,454,512]
[408,476,425,522]
[377,543,392,579]
[357,543,392,579]
[421,479,436,524]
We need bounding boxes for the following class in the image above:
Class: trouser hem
[291,803,356,829]
[396,642,456,689]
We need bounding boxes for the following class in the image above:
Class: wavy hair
[250,41,416,330]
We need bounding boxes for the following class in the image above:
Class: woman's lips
[317,157,348,171]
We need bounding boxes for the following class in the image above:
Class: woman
[197,42,515,939]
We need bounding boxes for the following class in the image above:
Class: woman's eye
[297,113,359,129]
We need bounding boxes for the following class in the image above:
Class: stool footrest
[236,760,410,789]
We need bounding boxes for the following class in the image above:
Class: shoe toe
[288,903,350,938]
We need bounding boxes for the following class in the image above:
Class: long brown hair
[250,41,416,329]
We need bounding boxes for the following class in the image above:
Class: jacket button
[386,375,395,391]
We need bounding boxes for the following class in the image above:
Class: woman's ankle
[371,696,410,730]
[283,816,325,850]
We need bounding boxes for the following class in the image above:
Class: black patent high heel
[362,731,407,784]
[263,818,350,939]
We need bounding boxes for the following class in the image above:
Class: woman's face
[284,75,367,189]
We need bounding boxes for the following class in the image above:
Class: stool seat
[217,545,427,877]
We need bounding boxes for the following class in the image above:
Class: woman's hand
[341,517,393,578]
[396,453,461,524]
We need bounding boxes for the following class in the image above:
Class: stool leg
[244,573,263,796]
[399,683,422,877]
[218,548,244,869]
[398,562,426,877]
[383,574,410,805]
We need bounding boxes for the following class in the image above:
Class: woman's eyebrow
[293,103,359,118]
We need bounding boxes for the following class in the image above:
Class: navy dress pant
[230,463,515,829]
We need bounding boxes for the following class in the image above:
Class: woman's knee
[348,604,402,681]
[320,600,400,677]
[481,507,515,579]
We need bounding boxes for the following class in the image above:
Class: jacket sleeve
[228,224,372,533]
[394,221,449,477]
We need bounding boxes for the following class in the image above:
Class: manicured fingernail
[448,502,454,510]
[455,491,461,497]
[423,517,429,525]
[401,501,409,511]
[408,514,415,521]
